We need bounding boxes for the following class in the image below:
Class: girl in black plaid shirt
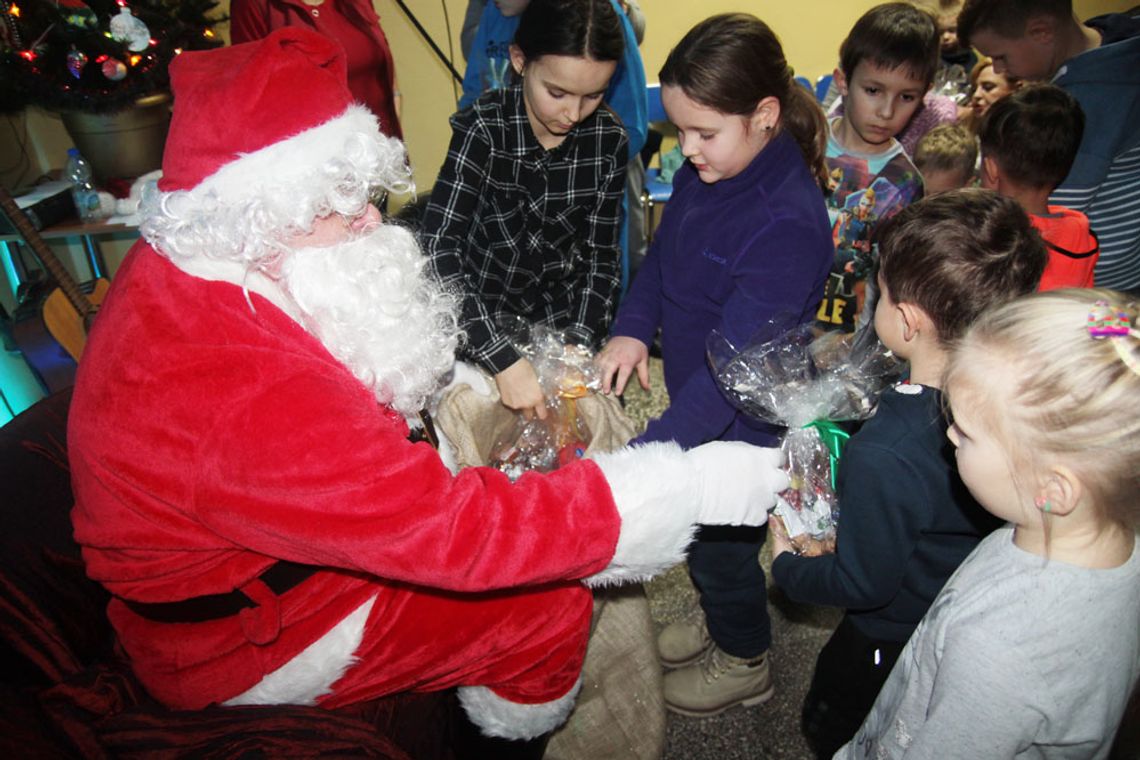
[421,0,629,420]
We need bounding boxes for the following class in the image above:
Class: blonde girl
[842,289,1140,758]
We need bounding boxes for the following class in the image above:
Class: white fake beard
[279,224,461,417]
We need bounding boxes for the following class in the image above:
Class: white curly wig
[140,105,411,271]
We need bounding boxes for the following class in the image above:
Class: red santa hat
[156,27,381,206]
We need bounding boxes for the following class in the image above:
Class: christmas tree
[1,0,224,114]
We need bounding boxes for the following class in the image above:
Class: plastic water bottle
[64,148,101,223]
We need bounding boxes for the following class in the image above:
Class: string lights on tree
[1,0,223,113]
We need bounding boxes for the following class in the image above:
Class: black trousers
[689,524,771,658]
[802,615,906,759]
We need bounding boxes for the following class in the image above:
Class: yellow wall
[2,0,1133,241]
[378,0,1131,204]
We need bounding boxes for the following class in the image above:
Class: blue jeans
[688,524,771,659]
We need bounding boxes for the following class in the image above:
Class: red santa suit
[70,241,621,710]
[67,28,786,739]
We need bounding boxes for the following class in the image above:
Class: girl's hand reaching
[495,358,548,420]
[596,336,650,395]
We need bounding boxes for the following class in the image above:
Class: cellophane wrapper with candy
[708,322,904,554]
[488,317,602,481]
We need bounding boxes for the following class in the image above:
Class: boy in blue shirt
[772,189,1046,758]
[816,3,936,333]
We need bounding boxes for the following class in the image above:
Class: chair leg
[644,197,656,247]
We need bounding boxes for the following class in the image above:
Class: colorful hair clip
[1087,300,1140,376]
[1086,300,1132,338]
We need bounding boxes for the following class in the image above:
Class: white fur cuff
[586,442,700,587]
[457,679,582,740]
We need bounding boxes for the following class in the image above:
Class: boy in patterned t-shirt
[816,3,937,333]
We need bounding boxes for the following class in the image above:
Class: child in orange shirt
[978,83,1099,290]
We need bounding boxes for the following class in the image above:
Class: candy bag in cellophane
[708,321,904,554]
[486,319,596,479]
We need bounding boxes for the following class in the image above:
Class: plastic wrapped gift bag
[435,318,637,477]
[708,321,904,553]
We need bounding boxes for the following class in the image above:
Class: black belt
[123,411,437,625]
[123,561,319,624]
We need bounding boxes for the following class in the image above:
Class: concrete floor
[646,563,839,760]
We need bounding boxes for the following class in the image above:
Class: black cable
[392,0,462,84]
[441,0,459,106]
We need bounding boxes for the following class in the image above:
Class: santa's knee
[456,678,581,740]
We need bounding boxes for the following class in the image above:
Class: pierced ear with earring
[1034,495,1052,513]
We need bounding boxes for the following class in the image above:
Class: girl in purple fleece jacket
[596,14,834,717]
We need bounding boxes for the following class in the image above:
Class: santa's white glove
[687,441,788,526]
[586,441,788,587]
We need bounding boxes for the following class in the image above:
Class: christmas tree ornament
[101,56,128,80]
[109,6,151,52]
[1,0,223,114]
[58,0,97,27]
[64,9,98,28]
[66,45,89,77]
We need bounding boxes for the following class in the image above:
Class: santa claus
[67,27,786,754]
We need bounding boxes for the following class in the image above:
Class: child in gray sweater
[839,290,1140,759]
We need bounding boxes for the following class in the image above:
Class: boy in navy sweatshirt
[769,189,1046,759]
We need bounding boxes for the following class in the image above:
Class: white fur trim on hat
[193,105,385,207]
[141,105,410,266]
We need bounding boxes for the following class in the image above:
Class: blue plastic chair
[641,83,673,246]
[646,82,667,122]
[814,73,834,104]
[794,76,812,94]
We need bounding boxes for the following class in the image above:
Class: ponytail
[782,81,829,192]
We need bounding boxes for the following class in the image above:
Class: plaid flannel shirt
[421,84,628,375]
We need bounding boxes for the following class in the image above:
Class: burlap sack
[434,377,665,760]
[434,380,640,470]
[546,586,665,760]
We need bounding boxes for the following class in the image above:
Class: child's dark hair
[914,123,978,179]
[876,188,1046,344]
[513,0,624,64]
[959,0,1072,47]
[659,13,829,190]
[979,83,1084,190]
[839,3,941,87]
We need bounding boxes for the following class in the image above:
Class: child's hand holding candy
[768,513,797,560]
